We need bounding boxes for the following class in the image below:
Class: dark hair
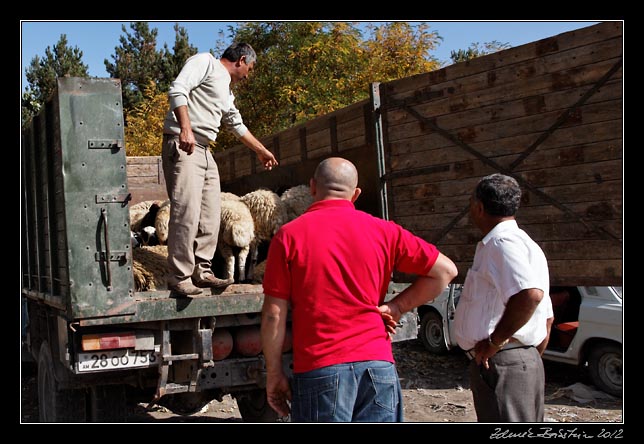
[221,42,257,64]
[474,174,522,217]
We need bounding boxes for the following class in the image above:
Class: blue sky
[21,21,602,90]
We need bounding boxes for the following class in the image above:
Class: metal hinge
[88,139,123,150]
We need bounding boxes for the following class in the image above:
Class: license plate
[77,349,159,373]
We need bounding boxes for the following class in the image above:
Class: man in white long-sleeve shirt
[162,43,278,296]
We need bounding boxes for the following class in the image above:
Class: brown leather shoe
[168,281,204,297]
[193,274,234,289]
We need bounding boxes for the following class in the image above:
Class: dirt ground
[20,339,622,424]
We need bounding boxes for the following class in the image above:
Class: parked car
[418,284,623,397]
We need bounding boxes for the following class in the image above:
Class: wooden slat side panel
[386,22,622,96]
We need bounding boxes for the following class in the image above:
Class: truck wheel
[235,389,280,422]
[37,341,87,422]
[419,311,448,354]
[89,385,127,422]
[588,343,622,397]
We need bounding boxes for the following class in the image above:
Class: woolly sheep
[221,192,241,201]
[218,195,255,282]
[281,184,313,222]
[129,200,161,232]
[132,245,169,291]
[154,199,171,245]
[240,189,289,281]
[240,189,288,242]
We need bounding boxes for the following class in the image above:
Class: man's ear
[309,178,316,196]
[351,187,361,203]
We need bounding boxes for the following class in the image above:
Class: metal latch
[95,194,130,204]
[95,251,127,262]
[88,139,123,149]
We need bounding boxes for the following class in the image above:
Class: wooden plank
[389,138,622,188]
[392,179,622,220]
[388,43,621,115]
[388,119,622,178]
[413,217,622,246]
[422,258,623,287]
[547,259,622,286]
[389,157,621,197]
[385,22,622,97]
[386,93,621,144]
[385,73,621,135]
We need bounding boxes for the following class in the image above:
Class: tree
[124,81,168,156]
[217,22,443,150]
[450,40,511,64]
[158,23,199,92]
[105,22,162,114]
[22,34,89,125]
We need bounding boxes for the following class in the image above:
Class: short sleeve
[491,237,544,302]
[262,229,291,300]
[393,224,440,276]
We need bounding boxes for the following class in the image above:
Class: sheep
[132,245,169,291]
[154,199,171,245]
[240,189,288,242]
[129,200,161,232]
[281,184,313,222]
[240,189,289,280]
[221,192,241,201]
[250,260,267,284]
[218,194,255,282]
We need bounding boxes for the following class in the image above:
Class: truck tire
[89,385,127,422]
[588,343,622,397]
[235,389,280,422]
[37,341,87,422]
[419,310,448,354]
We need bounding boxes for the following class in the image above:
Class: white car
[418,285,623,397]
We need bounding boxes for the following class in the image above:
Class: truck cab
[418,284,622,397]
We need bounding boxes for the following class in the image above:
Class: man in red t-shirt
[261,157,458,422]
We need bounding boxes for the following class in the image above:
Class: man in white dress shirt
[454,173,554,422]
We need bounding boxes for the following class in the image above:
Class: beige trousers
[161,135,221,287]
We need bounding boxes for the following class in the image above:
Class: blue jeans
[290,360,403,422]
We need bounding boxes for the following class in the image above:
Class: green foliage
[158,23,199,92]
[22,34,89,126]
[217,22,443,151]
[104,22,162,115]
[450,40,511,64]
[124,81,168,156]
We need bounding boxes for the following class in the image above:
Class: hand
[473,338,498,369]
[378,302,403,336]
[257,149,278,171]
[265,371,291,418]
[178,128,196,155]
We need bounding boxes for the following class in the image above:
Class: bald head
[311,157,361,202]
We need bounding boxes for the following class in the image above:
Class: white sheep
[240,189,289,280]
[281,184,313,222]
[129,200,161,232]
[240,189,288,242]
[154,199,171,245]
[218,194,255,282]
[132,245,169,291]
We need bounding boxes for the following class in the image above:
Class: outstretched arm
[239,131,279,170]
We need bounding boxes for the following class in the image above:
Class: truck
[418,284,623,396]
[22,21,622,422]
